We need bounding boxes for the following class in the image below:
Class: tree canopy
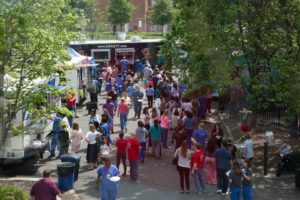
[107,0,134,31]
[150,0,174,26]
[0,0,81,141]
[71,0,105,39]
[162,0,300,118]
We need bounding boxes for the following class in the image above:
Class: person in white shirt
[88,109,101,127]
[85,124,101,169]
[174,141,191,193]
[100,137,112,164]
[243,133,254,162]
[143,64,153,80]
[155,96,161,118]
[107,65,113,75]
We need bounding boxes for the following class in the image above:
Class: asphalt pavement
[68,81,229,200]
[1,81,300,200]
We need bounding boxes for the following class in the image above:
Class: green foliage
[107,0,134,29]
[56,106,73,117]
[0,0,81,141]
[71,0,106,39]
[162,0,300,117]
[150,0,175,26]
[0,185,29,200]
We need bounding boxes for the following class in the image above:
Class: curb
[0,177,40,182]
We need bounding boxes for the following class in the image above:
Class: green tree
[107,0,134,32]
[0,0,81,143]
[150,0,175,34]
[71,0,105,40]
[163,0,300,119]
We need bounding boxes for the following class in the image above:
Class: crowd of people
[32,58,254,200]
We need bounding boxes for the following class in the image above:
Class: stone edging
[217,113,233,140]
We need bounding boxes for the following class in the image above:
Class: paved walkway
[1,81,300,199]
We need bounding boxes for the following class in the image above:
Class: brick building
[98,0,161,32]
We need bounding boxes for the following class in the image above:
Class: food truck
[70,38,163,70]
[0,77,63,168]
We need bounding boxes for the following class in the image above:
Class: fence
[226,99,300,136]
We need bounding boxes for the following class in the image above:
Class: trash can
[57,162,75,191]
[86,101,98,114]
[61,153,81,181]
[295,168,300,188]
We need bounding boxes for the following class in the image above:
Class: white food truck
[0,77,64,167]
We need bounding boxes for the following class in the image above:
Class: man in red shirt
[127,132,141,183]
[191,143,206,194]
[30,169,61,200]
[116,133,128,176]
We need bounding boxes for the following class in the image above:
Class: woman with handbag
[174,140,191,193]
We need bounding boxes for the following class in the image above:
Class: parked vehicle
[276,143,300,177]
[69,38,163,70]
[0,79,64,168]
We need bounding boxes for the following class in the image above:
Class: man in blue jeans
[50,113,62,158]
[215,140,232,195]
[117,98,129,132]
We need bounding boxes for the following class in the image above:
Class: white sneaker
[217,189,222,193]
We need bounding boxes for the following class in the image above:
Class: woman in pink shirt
[160,110,170,148]
[70,122,83,153]
[118,98,129,132]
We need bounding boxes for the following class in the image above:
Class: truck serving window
[91,49,110,62]
[115,48,135,65]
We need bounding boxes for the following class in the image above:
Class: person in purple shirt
[103,98,115,117]
[30,169,61,200]
[106,79,113,93]
[192,122,208,149]
[182,111,196,149]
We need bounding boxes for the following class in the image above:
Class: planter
[117,32,127,41]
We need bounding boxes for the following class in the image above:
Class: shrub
[0,186,29,200]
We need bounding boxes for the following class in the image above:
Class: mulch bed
[223,116,300,175]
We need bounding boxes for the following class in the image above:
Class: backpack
[87,81,96,93]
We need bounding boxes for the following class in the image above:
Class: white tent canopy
[66,48,88,66]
